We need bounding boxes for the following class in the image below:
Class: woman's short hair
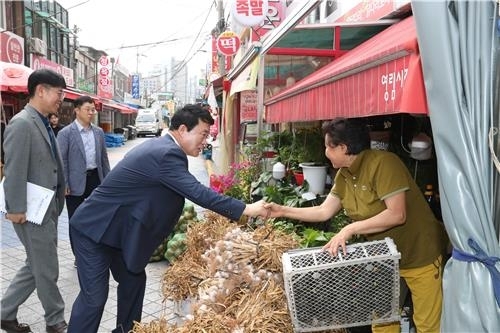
[322,117,370,155]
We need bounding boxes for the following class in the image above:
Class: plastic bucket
[299,163,327,194]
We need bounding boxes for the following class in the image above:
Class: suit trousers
[66,169,101,219]
[66,170,100,257]
[0,200,65,326]
[68,227,146,333]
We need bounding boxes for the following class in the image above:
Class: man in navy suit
[57,95,110,266]
[67,104,269,333]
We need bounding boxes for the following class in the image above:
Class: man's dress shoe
[0,319,32,333]
[45,321,67,333]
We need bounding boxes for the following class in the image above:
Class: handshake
[242,200,282,220]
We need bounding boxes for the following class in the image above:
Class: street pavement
[1,135,212,332]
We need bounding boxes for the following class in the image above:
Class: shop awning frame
[264,16,428,123]
[102,101,137,114]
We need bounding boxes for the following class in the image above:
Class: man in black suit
[67,104,269,333]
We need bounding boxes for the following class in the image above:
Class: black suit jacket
[70,134,245,273]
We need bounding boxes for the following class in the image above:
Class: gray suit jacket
[3,105,65,220]
[57,121,110,196]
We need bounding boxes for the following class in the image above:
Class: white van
[135,108,161,137]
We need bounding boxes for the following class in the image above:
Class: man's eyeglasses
[42,85,65,100]
[81,107,97,113]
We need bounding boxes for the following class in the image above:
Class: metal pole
[217,0,225,76]
[256,54,265,137]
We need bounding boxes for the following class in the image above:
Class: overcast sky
[58,0,218,75]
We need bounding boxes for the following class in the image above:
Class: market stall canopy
[0,61,33,93]
[264,16,427,123]
[63,87,103,107]
[102,101,137,114]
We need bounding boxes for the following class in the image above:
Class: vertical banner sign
[231,0,268,27]
[211,36,219,74]
[131,74,140,99]
[216,31,241,56]
[212,34,233,73]
[97,56,113,99]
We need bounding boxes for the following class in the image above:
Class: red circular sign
[216,31,241,56]
[99,67,109,76]
[7,37,23,64]
[99,77,110,86]
[99,56,109,66]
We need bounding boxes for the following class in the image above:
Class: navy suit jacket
[70,134,246,273]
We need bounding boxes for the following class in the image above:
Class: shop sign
[380,66,409,103]
[240,90,257,122]
[131,74,140,99]
[0,31,24,64]
[251,0,285,41]
[211,36,232,74]
[97,55,112,99]
[335,0,409,23]
[31,54,74,86]
[216,31,241,56]
[231,0,268,27]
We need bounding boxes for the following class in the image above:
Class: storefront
[264,16,425,123]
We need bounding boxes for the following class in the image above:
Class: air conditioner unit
[29,37,47,56]
[282,238,401,332]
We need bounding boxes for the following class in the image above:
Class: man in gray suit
[57,96,110,219]
[1,69,68,333]
[57,96,110,266]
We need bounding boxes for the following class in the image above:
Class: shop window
[239,122,258,145]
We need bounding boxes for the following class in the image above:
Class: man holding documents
[1,69,68,333]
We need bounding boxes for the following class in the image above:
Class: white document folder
[0,179,55,225]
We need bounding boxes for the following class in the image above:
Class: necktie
[46,124,58,158]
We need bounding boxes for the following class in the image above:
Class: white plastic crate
[282,237,401,332]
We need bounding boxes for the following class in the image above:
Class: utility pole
[217,0,225,76]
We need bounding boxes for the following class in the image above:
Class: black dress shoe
[46,321,67,333]
[0,319,32,333]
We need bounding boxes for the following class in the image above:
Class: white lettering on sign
[381,68,408,102]
[365,0,391,19]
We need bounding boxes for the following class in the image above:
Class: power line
[102,36,196,51]
[149,2,215,95]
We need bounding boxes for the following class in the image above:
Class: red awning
[264,16,428,123]
[63,88,85,100]
[0,62,33,93]
[63,88,103,109]
[102,101,137,114]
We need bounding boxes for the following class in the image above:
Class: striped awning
[264,16,428,123]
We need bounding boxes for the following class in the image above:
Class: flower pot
[293,171,304,186]
[299,163,328,194]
